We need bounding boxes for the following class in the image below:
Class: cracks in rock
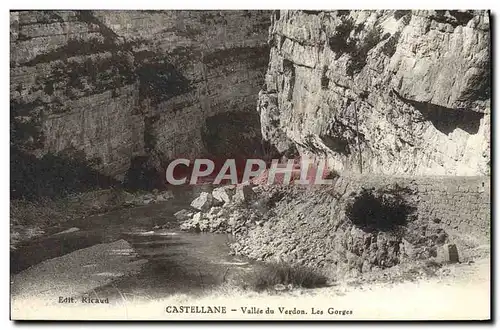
[274,32,320,49]
[321,66,330,90]
[202,45,270,70]
[277,52,316,70]
[331,80,350,90]
[283,60,315,71]
[76,10,121,44]
[392,89,484,135]
[319,113,368,157]
[282,59,295,101]
[319,133,351,155]
[430,10,475,28]
[13,12,66,42]
[296,134,329,156]
[273,10,280,21]
[328,79,375,109]
[16,10,64,26]
[380,31,401,58]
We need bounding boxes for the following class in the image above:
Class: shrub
[380,31,401,58]
[241,261,328,292]
[393,10,411,20]
[137,61,191,106]
[328,18,356,57]
[327,17,384,76]
[324,169,339,180]
[346,25,383,76]
[346,185,417,232]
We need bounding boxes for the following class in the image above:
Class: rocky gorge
[10,10,491,188]
[258,10,490,176]
[10,10,491,289]
[173,10,490,282]
[10,10,271,195]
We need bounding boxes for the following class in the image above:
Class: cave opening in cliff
[201,111,276,160]
[123,156,165,191]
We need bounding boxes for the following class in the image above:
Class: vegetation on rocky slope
[237,261,328,292]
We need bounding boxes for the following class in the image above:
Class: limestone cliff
[258,10,490,176]
[10,10,271,179]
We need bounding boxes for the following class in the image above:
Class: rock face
[190,191,213,211]
[212,185,235,204]
[10,10,271,179]
[258,10,490,176]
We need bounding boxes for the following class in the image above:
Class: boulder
[122,191,136,206]
[197,214,210,232]
[156,191,174,202]
[192,212,202,224]
[207,206,222,219]
[143,193,154,200]
[233,185,256,203]
[190,192,213,211]
[155,195,167,202]
[209,217,225,232]
[212,186,235,204]
[180,222,194,231]
[227,210,249,229]
[174,209,193,222]
[207,207,230,232]
[180,212,204,232]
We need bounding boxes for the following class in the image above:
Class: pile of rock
[178,185,263,233]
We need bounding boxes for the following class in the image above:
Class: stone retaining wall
[341,176,491,241]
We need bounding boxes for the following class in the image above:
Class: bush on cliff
[240,261,328,292]
[345,185,417,232]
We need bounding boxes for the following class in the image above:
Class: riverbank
[10,174,491,321]
[10,177,491,321]
[10,188,174,250]
[11,256,490,320]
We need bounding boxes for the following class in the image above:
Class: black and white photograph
[9,8,491,321]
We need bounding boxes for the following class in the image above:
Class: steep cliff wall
[10,10,271,179]
[258,10,490,176]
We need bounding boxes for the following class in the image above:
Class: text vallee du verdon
[165,305,353,315]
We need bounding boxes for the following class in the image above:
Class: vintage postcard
[10,9,491,321]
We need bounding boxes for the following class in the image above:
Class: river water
[11,186,252,302]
